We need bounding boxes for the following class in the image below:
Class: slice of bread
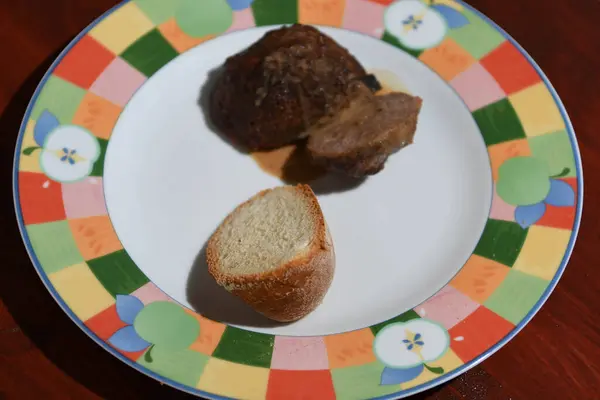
[206,184,335,322]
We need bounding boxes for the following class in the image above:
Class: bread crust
[206,184,335,322]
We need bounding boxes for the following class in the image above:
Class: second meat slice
[307,81,422,177]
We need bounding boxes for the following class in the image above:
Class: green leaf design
[144,344,155,363]
[496,157,551,206]
[381,31,424,58]
[550,167,570,178]
[134,0,182,25]
[23,146,41,156]
[133,302,200,350]
[174,0,233,37]
[423,363,444,374]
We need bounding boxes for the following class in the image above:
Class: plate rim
[11,1,583,399]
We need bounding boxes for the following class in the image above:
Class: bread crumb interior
[216,187,315,276]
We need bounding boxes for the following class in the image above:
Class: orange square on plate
[324,328,376,369]
[419,38,476,81]
[451,254,511,303]
[72,92,122,140]
[298,0,346,27]
[69,216,123,260]
[487,139,531,182]
[158,18,214,53]
[186,310,227,356]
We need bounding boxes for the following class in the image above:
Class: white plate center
[104,27,492,336]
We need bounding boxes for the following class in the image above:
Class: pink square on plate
[62,177,107,219]
[132,282,174,305]
[450,62,506,111]
[271,336,329,370]
[227,9,255,33]
[416,285,479,329]
[90,57,146,107]
[343,0,386,37]
[490,185,516,222]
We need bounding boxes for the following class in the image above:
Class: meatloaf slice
[306,81,422,177]
[209,24,367,151]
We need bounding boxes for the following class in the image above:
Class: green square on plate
[87,250,149,297]
[30,76,86,123]
[473,219,528,267]
[472,98,527,146]
[26,221,84,275]
[138,346,209,387]
[381,31,423,58]
[212,326,274,368]
[448,8,505,59]
[134,0,181,25]
[484,269,548,324]
[121,29,178,77]
[331,361,401,399]
[90,138,109,177]
[528,129,577,178]
[370,309,420,336]
[251,0,298,26]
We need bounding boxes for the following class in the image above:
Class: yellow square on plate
[89,2,154,55]
[18,120,42,173]
[402,349,463,389]
[196,358,269,400]
[49,262,115,320]
[509,82,565,137]
[513,225,571,280]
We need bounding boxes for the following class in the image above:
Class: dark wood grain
[1,0,599,399]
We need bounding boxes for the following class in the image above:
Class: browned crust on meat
[206,184,335,322]
[209,24,366,151]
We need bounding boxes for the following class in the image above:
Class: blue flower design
[109,295,150,353]
[374,319,449,385]
[60,148,77,165]
[22,109,100,183]
[385,0,470,51]
[402,15,423,31]
[108,295,201,363]
[402,332,425,350]
[512,170,576,229]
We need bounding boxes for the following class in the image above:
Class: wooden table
[1,1,599,398]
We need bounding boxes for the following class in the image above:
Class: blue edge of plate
[11,1,584,399]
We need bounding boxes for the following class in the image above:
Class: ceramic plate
[13,0,582,398]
